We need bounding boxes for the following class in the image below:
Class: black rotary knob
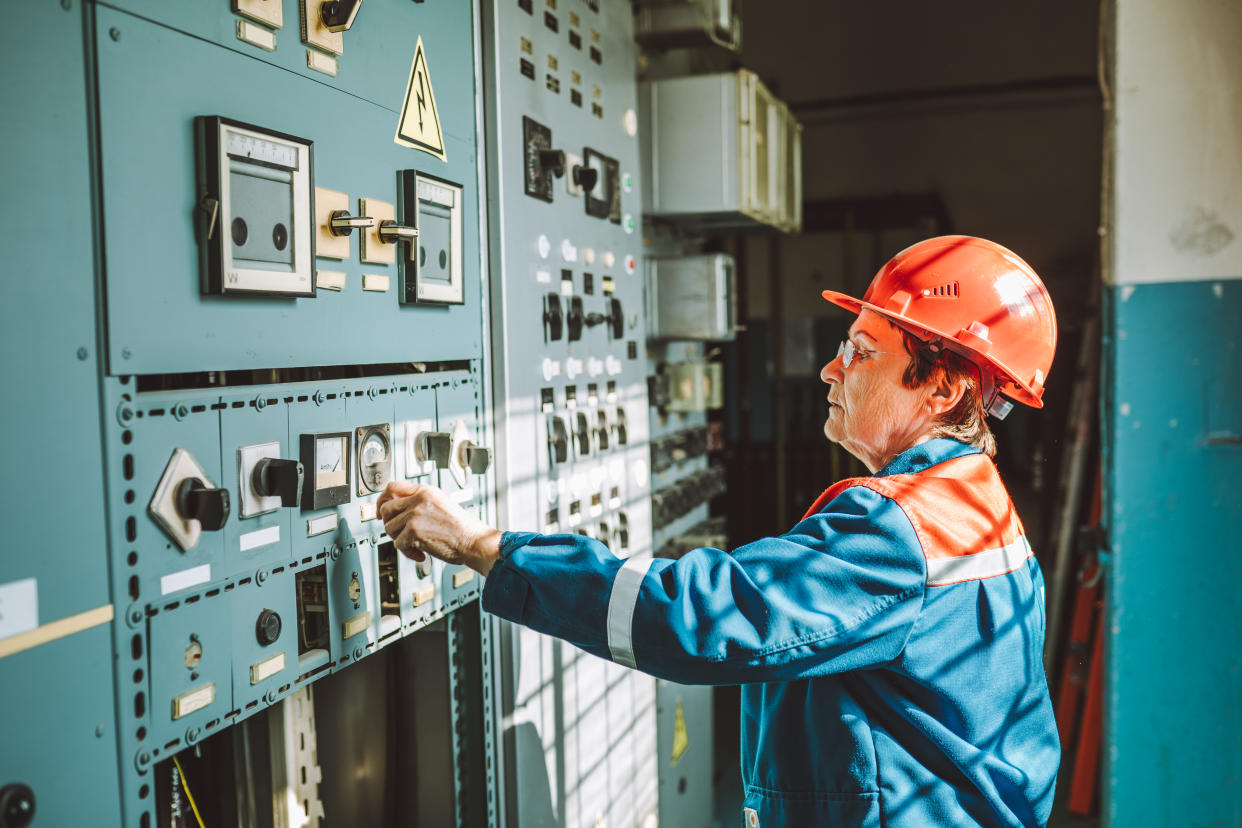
[608,297,623,340]
[566,296,584,342]
[573,164,598,193]
[252,458,304,507]
[175,478,230,531]
[256,609,282,646]
[0,783,36,828]
[544,293,564,342]
[538,149,567,178]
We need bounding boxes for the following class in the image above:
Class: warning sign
[671,698,690,765]
[395,36,446,161]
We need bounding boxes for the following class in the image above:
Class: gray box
[646,253,738,341]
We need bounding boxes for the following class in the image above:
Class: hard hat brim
[820,288,1045,409]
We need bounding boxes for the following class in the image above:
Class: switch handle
[328,210,375,237]
[573,165,598,193]
[420,432,453,468]
[539,149,567,178]
[463,443,492,475]
[176,477,230,531]
[320,0,362,33]
[252,458,305,507]
[584,312,606,327]
[377,220,419,243]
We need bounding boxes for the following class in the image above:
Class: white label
[452,569,476,588]
[343,612,372,639]
[412,585,436,607]
[307,514,337,537]
[0,578,38,641]
[237,19,276,51]
[360,502,378,521]
[173,683,216,719]
[250,652,287,685]
[161,564,212,596]
[536,269,552,284]
[306,49,339,76]
[363,273,391,292]
[560,279,574,296]
[240,525,280,552]
[316,270,346,291]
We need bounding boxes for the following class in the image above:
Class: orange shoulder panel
[855,454,1024,560]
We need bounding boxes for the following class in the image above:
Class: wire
[172,755,206,828]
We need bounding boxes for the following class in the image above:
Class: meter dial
[300,431,352,510]
[356,424,393,495]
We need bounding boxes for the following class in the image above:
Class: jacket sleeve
[482,485,927,685]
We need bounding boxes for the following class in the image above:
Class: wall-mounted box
[645,254,737,341]
[634,0,741,52]
[640,69,802,232]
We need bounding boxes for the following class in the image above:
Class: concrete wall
[1104,1,1242,825]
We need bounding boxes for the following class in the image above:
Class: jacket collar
[874,438,980,478]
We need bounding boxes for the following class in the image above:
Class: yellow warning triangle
[395,35,446,161]
[671,698,690,765]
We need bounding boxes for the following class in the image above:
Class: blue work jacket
[483,438,1060,827]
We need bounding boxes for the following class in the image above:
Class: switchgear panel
[482,1,658,826]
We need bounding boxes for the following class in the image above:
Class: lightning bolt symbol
[416,69,427,132]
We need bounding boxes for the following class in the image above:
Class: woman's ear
[926,373,968,417]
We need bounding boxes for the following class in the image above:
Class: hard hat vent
[921,282,959,298]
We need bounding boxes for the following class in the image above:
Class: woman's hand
[377,481,502,575]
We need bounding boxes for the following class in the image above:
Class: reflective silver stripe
[926,535,1032,586]
[607,554,655,668]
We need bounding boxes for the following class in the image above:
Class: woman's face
[821,310,935,472]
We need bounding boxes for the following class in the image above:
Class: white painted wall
[1112,0,1242,284]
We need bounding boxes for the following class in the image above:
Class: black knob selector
[539,149,567,179]
[252,458,304,507]
[544,293,564,341]
[566,296,584,342]
[320,0,362,32]
[548,416,569,465]
[0,783,35,828]
[607,297,623,340]
[255,609,282,646]
[575,412,591,456]
[176,478,230,531]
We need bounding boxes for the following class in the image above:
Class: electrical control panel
[482,0,659,825]
[0,3,498,827]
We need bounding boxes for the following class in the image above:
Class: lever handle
[539,149,567,178]
[328,210,375,237]
[320,0,362,33]
[419,432,453,468]
[462,443,492,475]
[573,165,598,193]
[377,220,419,243]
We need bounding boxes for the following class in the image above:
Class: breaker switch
[544,293,564,341]
[328,209,374,237]
[596,411,611,451]
[252,458,304,507]
[320,0,363,32]
[585,311,607,328]
[255,609,282,646]
[176,478,230,531]
[566,296,584,341]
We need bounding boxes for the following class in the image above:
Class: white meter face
[315,437,347,490]
[196,116,315,297]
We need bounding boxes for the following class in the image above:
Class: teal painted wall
[1104,279,1242,826]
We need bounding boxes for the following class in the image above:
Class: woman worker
[378,236,1061,827]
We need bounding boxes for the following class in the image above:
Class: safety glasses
[835,339,891,368]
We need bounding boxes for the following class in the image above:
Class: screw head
[61,0,71,9]
[121,347,131,358]
[76,347,88,360]
[255,568,268,585]
[109,27,121,41]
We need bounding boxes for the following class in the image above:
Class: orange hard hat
[821,235,1057,413]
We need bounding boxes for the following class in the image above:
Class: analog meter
[356,424,393,495]
[195,116,315,296]
[300,431,352,510]
[397,171,465,305]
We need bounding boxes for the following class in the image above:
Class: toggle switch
[585,311,607,329]
[252,458,304,508]
[544,293,564,341]
[328,210,374,237]
[378,220,419,245]
[574,411,591,456]
[177,478,230,532]
[596,410,611,451]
